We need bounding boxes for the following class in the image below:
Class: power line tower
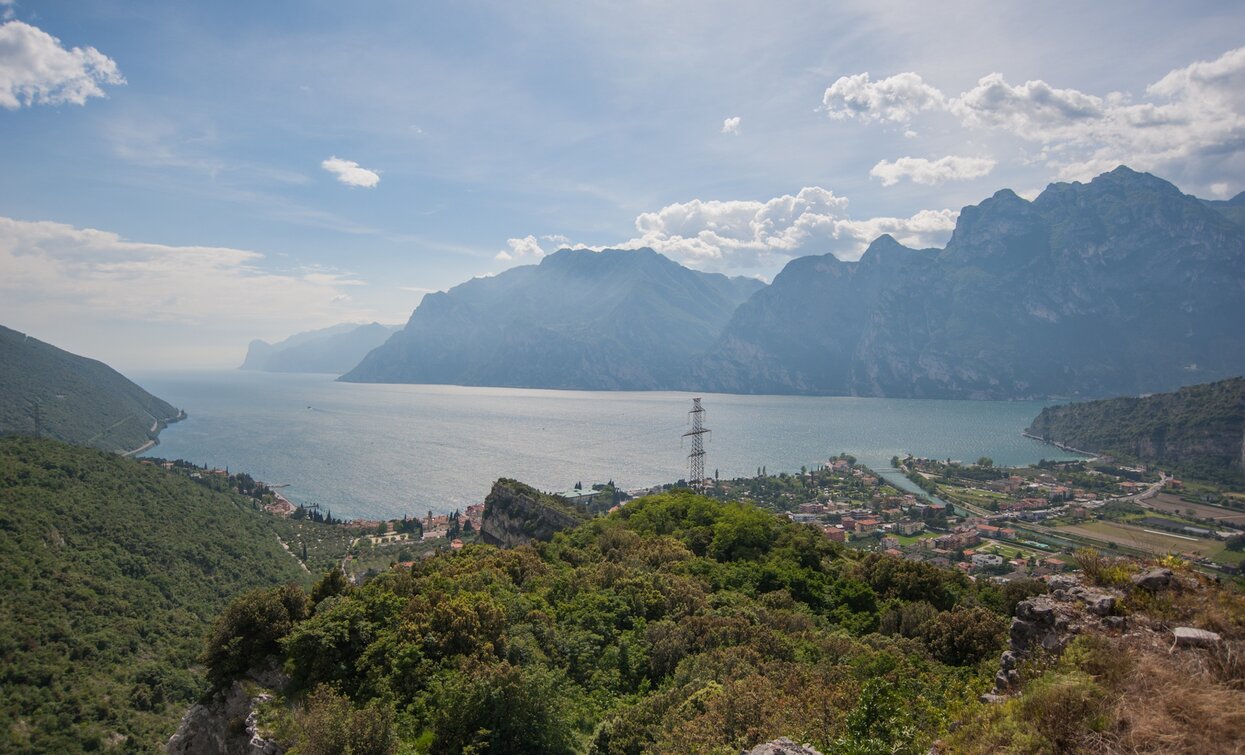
[682,397,710,492]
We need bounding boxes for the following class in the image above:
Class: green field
[896,532,937,546]
[974,538,1046,560]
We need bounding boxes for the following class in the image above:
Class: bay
[134,371,1079,521]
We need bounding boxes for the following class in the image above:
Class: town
[700,453,1245,581]
[146,450,1245,584]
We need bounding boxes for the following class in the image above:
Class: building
[971,553,1004,567]
[896,520,924,536]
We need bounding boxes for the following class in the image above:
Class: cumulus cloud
[321,156,380,188]
[870,155,996,186]
[0,20,124,109]
[824,46,1245,185]
[721,116,741,135]
[0,216,377,369]
[611,187,955,272]
[822,72,944,124]
[495,234,545,261]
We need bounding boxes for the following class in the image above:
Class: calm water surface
[134,371,1079,520]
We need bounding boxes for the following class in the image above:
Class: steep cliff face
[700,167,1245,399]
[339,248,763,389]
[240,323,399,375]
[1027,377,1245,483]
[479,478,589,548]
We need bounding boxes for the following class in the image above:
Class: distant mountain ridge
[241,322,400,374]
[340,247,764,389]
[698,167,1245,399]
[340,167,1245,399]
[0,324,181,453]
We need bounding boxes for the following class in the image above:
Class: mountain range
[0,324,181,453]
[341,247,763,389]
[700,167,1245,399]
[325,167,1245,400]
[241,322,400,374]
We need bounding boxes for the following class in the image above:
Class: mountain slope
[1027,376,1245,484]
[0,325,181,453]
[0,437,312,752]
[240,322,400,374]
[701,167,1245,399]
[340,248,764,389]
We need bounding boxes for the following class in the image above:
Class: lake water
[134,371,1080,521]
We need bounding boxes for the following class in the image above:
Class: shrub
[1019,670,1109,751]
[290,684,396,755]
[920,606,1007,666]
[203,584,310,687]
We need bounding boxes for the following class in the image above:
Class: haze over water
[137,371,1079,521]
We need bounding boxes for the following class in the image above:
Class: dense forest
[206,490,1041,753]
[0,438,317,752]
[1027,377,1245,484]
[0,324,181,454]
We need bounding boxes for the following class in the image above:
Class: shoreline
[1020,431,1097,459]
[123,410,187,457]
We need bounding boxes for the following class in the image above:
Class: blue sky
[2,0,1243,369]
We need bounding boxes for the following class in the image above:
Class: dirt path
[275,534,311,573]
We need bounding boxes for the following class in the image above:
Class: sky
[1,0,1243,370]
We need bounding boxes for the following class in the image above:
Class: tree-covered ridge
[1027,376,1245,484]
[0,438,315,753]
[0,324,181,453]
[208,491,1037,754]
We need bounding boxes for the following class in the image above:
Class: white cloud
[321,156,380,188]
[0,215,377,368]
[870,155,996,186]
[821,72,944,124]
[721,116,741,135]
[614,187,955,271]
[498,187,958,275]
[494,234,545,261]
[1,1,14,22]
[824,46,1245,186]
[0,20,124,109]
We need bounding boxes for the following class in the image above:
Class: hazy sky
[2,1,1243,370]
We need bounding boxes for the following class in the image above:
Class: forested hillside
[0,325,181,453]
[1027,377,1245,484]
[203,491,1032,753]
[0,438,314,752]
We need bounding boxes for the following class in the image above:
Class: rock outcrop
[993,574,1125,694]
[166,679,282,755]
[745,738,823,755]
[479,478,590,548]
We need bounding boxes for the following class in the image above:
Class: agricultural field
[1055,520,1229,561]
[1145,492,1245,525]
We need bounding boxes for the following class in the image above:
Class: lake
[134,371,1080,520]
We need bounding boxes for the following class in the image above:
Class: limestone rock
[1172,626,1222,647]
[745,738,823,755]
[1131,567,1174,591]
[166,682,281,755]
